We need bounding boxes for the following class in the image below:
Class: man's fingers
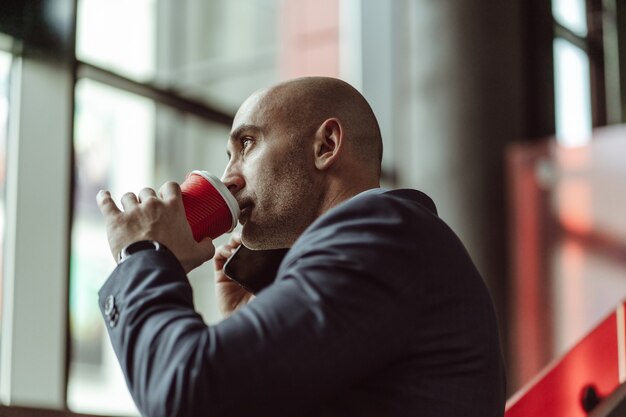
[158,181,182,201]
[138,187,158,203]
[215,244,236,261]
[120,192,139,211]
[214,235,241,261]
[227,234,242,251]
[96,190,121,217]
[231,233,242,244]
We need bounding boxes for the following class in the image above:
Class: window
[552,0,588,36]
[76,0,156,81]
[68,80,156,415]
[0,49,12,373]
[553,38,592,146]
[68,78,233,416]
[552,0,625,146]
[76,0,279,113]
[552,0,592,146]
[68,0,278,414]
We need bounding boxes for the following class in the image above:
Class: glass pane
[68,78,231,416]
[552,0,588,36]
[553,38,592,147]
[0,50,11,370]
[76,0,279,113]
[68,79,155,416]
[76,0,156,81]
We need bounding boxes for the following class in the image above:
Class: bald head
[224,77,383,248]
[259,77,383,176]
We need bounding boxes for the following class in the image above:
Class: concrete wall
[390,1,526,361]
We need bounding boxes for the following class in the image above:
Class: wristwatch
[118,240,170,264]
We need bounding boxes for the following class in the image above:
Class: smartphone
[223,245,289,294]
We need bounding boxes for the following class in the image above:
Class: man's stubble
[242,143,321,250]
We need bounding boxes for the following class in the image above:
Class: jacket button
[104,295,116,317]
[109,312,119,328]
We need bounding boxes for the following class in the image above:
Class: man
[97,77,506,417]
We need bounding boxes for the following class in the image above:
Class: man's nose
[221,169,245,195]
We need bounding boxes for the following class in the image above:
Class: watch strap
[118,240,169,263]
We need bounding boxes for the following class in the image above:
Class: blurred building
[0,0,624,415]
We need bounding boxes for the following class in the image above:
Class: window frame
[552,0,626,128]
[0,1,234,411]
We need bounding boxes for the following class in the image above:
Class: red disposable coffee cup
[180,170,240,241]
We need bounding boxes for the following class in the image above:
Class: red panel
[506,306,621,417]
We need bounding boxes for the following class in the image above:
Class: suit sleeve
[98,194,429,417]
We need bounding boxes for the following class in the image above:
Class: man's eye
[241,137,253,151]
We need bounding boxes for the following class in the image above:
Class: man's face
[221,90,320,250]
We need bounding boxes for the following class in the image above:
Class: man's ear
[313,118,343,171]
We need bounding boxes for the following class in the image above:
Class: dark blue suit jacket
[99,188,506,417]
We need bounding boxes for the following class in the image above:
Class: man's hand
[213,234,255,317]
[96,182,215,273]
